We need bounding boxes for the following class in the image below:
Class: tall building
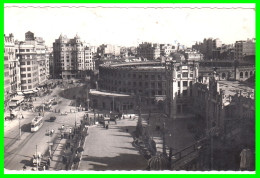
[97,44,121,57]
[4,33,21,95]
[137,42,160,60]
[192,38,222,60]
[234,39,255,61]
[15,31,49,91]
[4,54,10,111]
[213,38,222,49]
[160,44,176,57]
[165,61,199,119]
[53,34,94,79]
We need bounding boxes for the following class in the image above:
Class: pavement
[79,118,148,171]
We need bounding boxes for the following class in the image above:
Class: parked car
[61,112,68,116]
[50,116,56,122]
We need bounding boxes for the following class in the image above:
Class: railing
[171,138,207,167]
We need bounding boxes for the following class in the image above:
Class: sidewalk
[48,138,68,171]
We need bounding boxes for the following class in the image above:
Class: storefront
[89,90,136,114]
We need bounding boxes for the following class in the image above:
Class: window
[139,82,142,87]
[177,74,181,78]
[27,67,31,71]
[21,80,26,84]
[178,81,180,87]
[158,82,162,88]
[145,82,148,87]
[151,82,155,88]
[133,74,136,78]
[27,61,30,65]
[190,74,193,77]
[182,72,188,78]
[183,89,188,96]
[28,85,32,89]
[139,75,142,79]
[145,75,148,79]
[21,68,26,72]
[26,49,30,52]
[21,74,26,78]
[183,81,188,87]
[240,72,243,78]
[189,81,193,87]
[20,62,26,65]
[158,75,161,80]
[245,72,248,78]
[151,75,155,80]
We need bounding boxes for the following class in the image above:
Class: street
[4,84,86,171]
[79,118,148,171]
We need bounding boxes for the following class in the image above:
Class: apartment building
[53,34,94,79]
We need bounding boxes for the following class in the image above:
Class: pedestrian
[5,117,7,121]
[23,165,26,171]
[130,115,132,119]
[43,165,46,171]
[39,113,41,116]
[61,133,63,139]
[71,147,74,153]
[22,115,24,119]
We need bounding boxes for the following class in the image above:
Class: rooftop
[218,80,254,98]
[89,90,133,97]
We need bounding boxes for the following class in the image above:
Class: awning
[17,91,24,96]
[11,95,24,101]
[23,91,34,94]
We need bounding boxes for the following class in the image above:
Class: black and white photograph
[4,3,255,173]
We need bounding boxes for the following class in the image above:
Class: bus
[31,116,43,132]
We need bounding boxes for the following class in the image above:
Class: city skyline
[4,4,255,47]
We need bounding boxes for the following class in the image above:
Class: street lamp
[35,145,38,171]
[18,112,22,139]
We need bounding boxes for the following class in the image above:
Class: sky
[4,4,255,48]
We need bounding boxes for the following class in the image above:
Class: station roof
[89,90,133,97]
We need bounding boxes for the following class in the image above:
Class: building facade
[53,34,94,79]
[15,31,49,91]
[160,44,176,57]
[4,33,21,96]
[234,39,255,61]
[137,42,160,60]
[4,54,11,111]
[97,44,121,57]
[165,61,199,119]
